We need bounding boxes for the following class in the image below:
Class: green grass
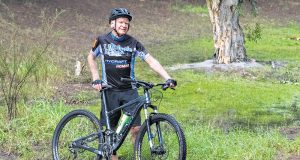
[148,22,300,67]
[171,3,209,14]
[1,2,300,159]
[149,38,214,65]
[160,71,300,126]
[186,125,299,160]
[246,23,300,63]
[0,83,299,159]
[0,101,100,159]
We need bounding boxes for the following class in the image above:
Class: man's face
[112,17,130,36]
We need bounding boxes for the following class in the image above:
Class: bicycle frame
[71,84,161,156]
[103,85,162,152]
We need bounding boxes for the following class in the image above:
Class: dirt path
[0,152,17,160]
[168,59,264,72]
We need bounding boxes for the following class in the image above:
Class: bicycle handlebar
[120,78,172,90]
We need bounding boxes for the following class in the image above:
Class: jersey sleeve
[91,38,102,57]
[135,41,148,60]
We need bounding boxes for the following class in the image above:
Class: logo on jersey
[103,44,132,56]
[105,59,130,69]
[116,64,129,68]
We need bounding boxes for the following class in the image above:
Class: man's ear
[110,20,115,29]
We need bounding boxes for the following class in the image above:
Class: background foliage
[0,0,299,159]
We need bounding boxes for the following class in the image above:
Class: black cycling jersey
[91,32,148,89]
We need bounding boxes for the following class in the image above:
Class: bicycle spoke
[55,115,100,159]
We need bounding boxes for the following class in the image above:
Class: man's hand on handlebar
[163,79,177,90]
[92,79,102,91]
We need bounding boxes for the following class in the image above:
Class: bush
[0,8,65,120]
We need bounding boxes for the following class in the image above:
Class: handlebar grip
[162,84,169,90]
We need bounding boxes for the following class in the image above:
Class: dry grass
[1,0,213,77]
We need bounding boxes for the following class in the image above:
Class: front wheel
[134,113,187,160]
[52,109,103,160]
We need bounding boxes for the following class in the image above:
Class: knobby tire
[134,113,187,160]
[52,109,102,160]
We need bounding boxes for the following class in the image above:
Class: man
[87,8,176,159]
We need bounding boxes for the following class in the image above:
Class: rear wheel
[52,109,103,160]
[134,113,186,160]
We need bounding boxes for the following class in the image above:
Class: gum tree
[206,0,257,64]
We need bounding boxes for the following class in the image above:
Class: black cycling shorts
[100,89,141,128]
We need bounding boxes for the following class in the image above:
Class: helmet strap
[114,22,121,37]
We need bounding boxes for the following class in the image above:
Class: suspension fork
[144,107,165,152]
[143,88,164,151]
[155,120,164,149]
[142,88,154,149]
[143,104,154,149]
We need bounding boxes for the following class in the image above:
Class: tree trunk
[206,0,247,64]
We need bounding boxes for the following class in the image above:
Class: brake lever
[162,84,175,90]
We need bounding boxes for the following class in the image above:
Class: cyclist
[87,8,176,160]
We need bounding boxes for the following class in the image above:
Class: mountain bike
[52,78,187,159]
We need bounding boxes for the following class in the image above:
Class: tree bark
[206,0,247,64]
